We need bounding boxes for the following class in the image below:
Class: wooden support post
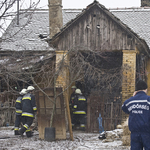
[64,88,73,141]
[55,50,73,141]
[146,59,150,96]
[110,102,113,130]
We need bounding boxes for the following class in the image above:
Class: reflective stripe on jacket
[73,94,87,114]
[21,93,37,118]
[22,112,34,117]
[15,96,23,114]
[73,111,86,114]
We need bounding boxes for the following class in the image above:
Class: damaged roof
[50,1,150,54]
[111,8,150,50]
[1,2,150,51]
[0,9,82,51]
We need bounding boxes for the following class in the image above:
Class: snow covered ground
[0,127,130,150]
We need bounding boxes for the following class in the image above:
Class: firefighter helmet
[27,86,35,91]
[71,86,76,89]
[75,89,82,94]
[20,89,27,95]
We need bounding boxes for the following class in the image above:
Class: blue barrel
[44,127,55,141]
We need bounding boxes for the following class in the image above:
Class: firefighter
[72,89,87,131]
[19,86,37,137]
[14,88,27,135]
[69,86,76,119]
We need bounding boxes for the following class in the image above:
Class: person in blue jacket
[122,80,150,150]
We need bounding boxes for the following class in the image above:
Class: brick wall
[122,50,136,120]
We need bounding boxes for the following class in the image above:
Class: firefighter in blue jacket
[122,80,150,150]
[19,86,37,137]
[14,88,27,135]
[72,89,87,131]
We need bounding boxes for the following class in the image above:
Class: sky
[36,0,141,9]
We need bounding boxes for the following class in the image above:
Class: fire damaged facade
[1,0,150,135]
[48,0,150,132]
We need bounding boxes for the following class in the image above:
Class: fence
[0,95,16,127]
[0,106,15,127]
[87,92,122,132]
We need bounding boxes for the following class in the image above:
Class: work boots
[14,130,20,135]
[26,130,33,138]
[19,127,26,136]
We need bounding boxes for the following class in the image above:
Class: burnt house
[1,0,150,134]
[48,0,150,132]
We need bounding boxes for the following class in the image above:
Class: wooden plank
[53,114,66,139]
[87,97,91,132]
[38,114,66,139]
[63,88,73,141]
[38,115,49,139]
[147,59,150,95]
[36,88,66,140]
[53,5,137,52]
[110,102,113,130]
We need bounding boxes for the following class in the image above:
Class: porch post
[122,50,136,121]
[146,59,150,96]
[55,51,68,87]
[55,50,73,141]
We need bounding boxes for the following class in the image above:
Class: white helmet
[20,89,27,95]
[71,86,76,89]
[27,86,35,91]
[75,89,82,94]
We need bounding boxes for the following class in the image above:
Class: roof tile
[1,7,150,51]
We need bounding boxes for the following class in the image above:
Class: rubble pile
[100,129,123,143]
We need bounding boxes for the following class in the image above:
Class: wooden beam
[55,50,73,141]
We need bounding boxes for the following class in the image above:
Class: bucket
[44,127,55,141]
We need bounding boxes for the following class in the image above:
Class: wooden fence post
[111,102,113,130]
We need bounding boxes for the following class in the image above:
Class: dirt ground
[0,127,130,150]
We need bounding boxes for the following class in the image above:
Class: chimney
[48,0,63,39]
[141,0,150,7]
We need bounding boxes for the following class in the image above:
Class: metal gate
[87,91,122,132]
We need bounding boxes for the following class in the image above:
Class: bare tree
[0,44,123,100]
[0,0,122,104]
[0,42,123,128]
[0,1,123,131]
[0,0,40,37]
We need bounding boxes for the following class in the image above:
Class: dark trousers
[15,114,21,129]
[131,132,150,150]
[72,114,86,129]
[20,116,34,137]
[14,114,22,135]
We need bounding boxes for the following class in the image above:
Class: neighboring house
[111,7,150,50]
[0,9,82,51]
[1,0,150,132]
